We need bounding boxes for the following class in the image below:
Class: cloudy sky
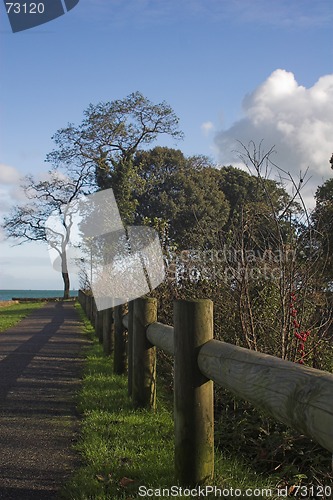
[0,0,332,290]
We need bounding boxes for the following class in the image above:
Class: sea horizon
[0,289,79,301]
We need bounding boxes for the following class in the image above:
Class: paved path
[0,301,90,499]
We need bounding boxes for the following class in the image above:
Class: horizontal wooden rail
[144,321,333,454]
[146,322,174,355]
[78,290,333,486]
[198,340,333,453]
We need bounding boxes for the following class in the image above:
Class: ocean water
[0,290,78,301]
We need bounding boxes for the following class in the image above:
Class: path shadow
[0,302,67,401]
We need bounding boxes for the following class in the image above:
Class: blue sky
[0,0,332,290]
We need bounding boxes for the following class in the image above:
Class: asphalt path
[0,301,90,499]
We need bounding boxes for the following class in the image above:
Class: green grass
[62,305,280,500]
[0,301,45,332]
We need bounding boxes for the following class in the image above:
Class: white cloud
[215,69,333,207]
[0,227,6,242]
[0,164,24,217]
[201,121,215,136]
[0,164,20,185]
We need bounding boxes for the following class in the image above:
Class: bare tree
[3,166,94,298]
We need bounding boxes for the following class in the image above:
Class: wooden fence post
[85,293,89,316]
[95,309,104,343]
[83,293,88,318]
[80,291,86,313]
[90,296,94,324]
[92,299,96,329]
[174,299,214,486]
[86,294,92,321]
[132,297,157,410]
[103,307,114,356]
[127,301,134,396]
[114,304,127,374]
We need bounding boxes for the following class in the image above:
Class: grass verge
[0,301,45,332]
[62,305,279,499]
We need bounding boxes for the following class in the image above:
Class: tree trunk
[62,272,70,299]
[61,250,70,300]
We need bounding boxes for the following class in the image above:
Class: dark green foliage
[312,178,333,285]
[218,165,295,250]
[131,148,293,252]
[133,147,230,248]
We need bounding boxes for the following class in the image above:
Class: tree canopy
[312,177,333,284]
[132,147,230,248]
[47,91,183,224]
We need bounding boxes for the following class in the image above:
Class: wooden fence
[78,289,333,486]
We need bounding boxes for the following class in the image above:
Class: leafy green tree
[217,165,293,248]
[47,92,183,224]
[312,178,333,285]
[133,147,230,248]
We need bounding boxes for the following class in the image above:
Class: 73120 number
[6,3,45,14]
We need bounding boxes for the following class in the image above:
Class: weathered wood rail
[78,289,333,486]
